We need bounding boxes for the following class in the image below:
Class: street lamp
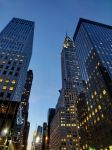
[45,136,48,141]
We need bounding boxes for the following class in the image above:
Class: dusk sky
[0,0,112,149]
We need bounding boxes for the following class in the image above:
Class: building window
[12,80,16,84]
[11,67,14,70]
[95,108,98,113]
[9,87,14,91]
[2,61,6,64]
[5,66,9,69]
[0,78,3,82]
[9,71,13,75]
[5,79,9,83]
[0,92,4,97]
[2,86,7,90]
[101,114,104,118]
[94,91,97,95]
[103,90,106,95]
[17,67,20,71]
[8,61,11,64]
[7,93,11,98]
[3,71,7,75]
[0,65,3,68]
[98,105,101,110]
[15,72,18,76]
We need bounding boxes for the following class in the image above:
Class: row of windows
[2,86,14,91]
[61,124,77,127]
[0,70,19,76]
[0,92,11,98]
[0,59,23,65]
[0,78,16,84]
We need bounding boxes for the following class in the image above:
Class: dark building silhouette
[47,108,55,149]
[0,18,34,148]
[42,122,48,150]
[31,126,42,150]
[73,18,112,149]
[21,70,33,150]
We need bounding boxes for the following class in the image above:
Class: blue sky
[0,0,112,149]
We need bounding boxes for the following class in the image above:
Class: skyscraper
[73,18,112,149]
[31,126,43,150]
[47,108,55,149]
[41,122,48,150]
[50,35,83,150]
[0,18,34,148]
[73,18,112,81]
[21,70,33,150]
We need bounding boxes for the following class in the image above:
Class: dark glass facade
[73,18,112,149]
[21,70,33,150]
[47,108,55,149]
[73,18,112,81]
[42,122,48,150]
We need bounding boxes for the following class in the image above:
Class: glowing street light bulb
[45,136,48,141]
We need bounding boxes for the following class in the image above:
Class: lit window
[0,78,3,82]
[98,105,101,110]
[85,144,88,148]
[9,87,14,91]
[95,108,98,113]
[94,119,96,124]
[101,114,104,118]
[97,117,100,121]
[103,90,106,95]
[5,79,9,83]
[94,91,97,95]
[90,105,93,108]
[109,146,112,150]
[97,62,100,66]
[2,86,7,90]
[100,94,102,99]
[91,94,94,99]
[89,114,91,118]
[2,61,6,64]
[12,80,16,84]
[92,111,94,116]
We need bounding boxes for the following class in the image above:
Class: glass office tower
[73,18,112,81]
[73,18,112,149]
[0,18,34,147]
